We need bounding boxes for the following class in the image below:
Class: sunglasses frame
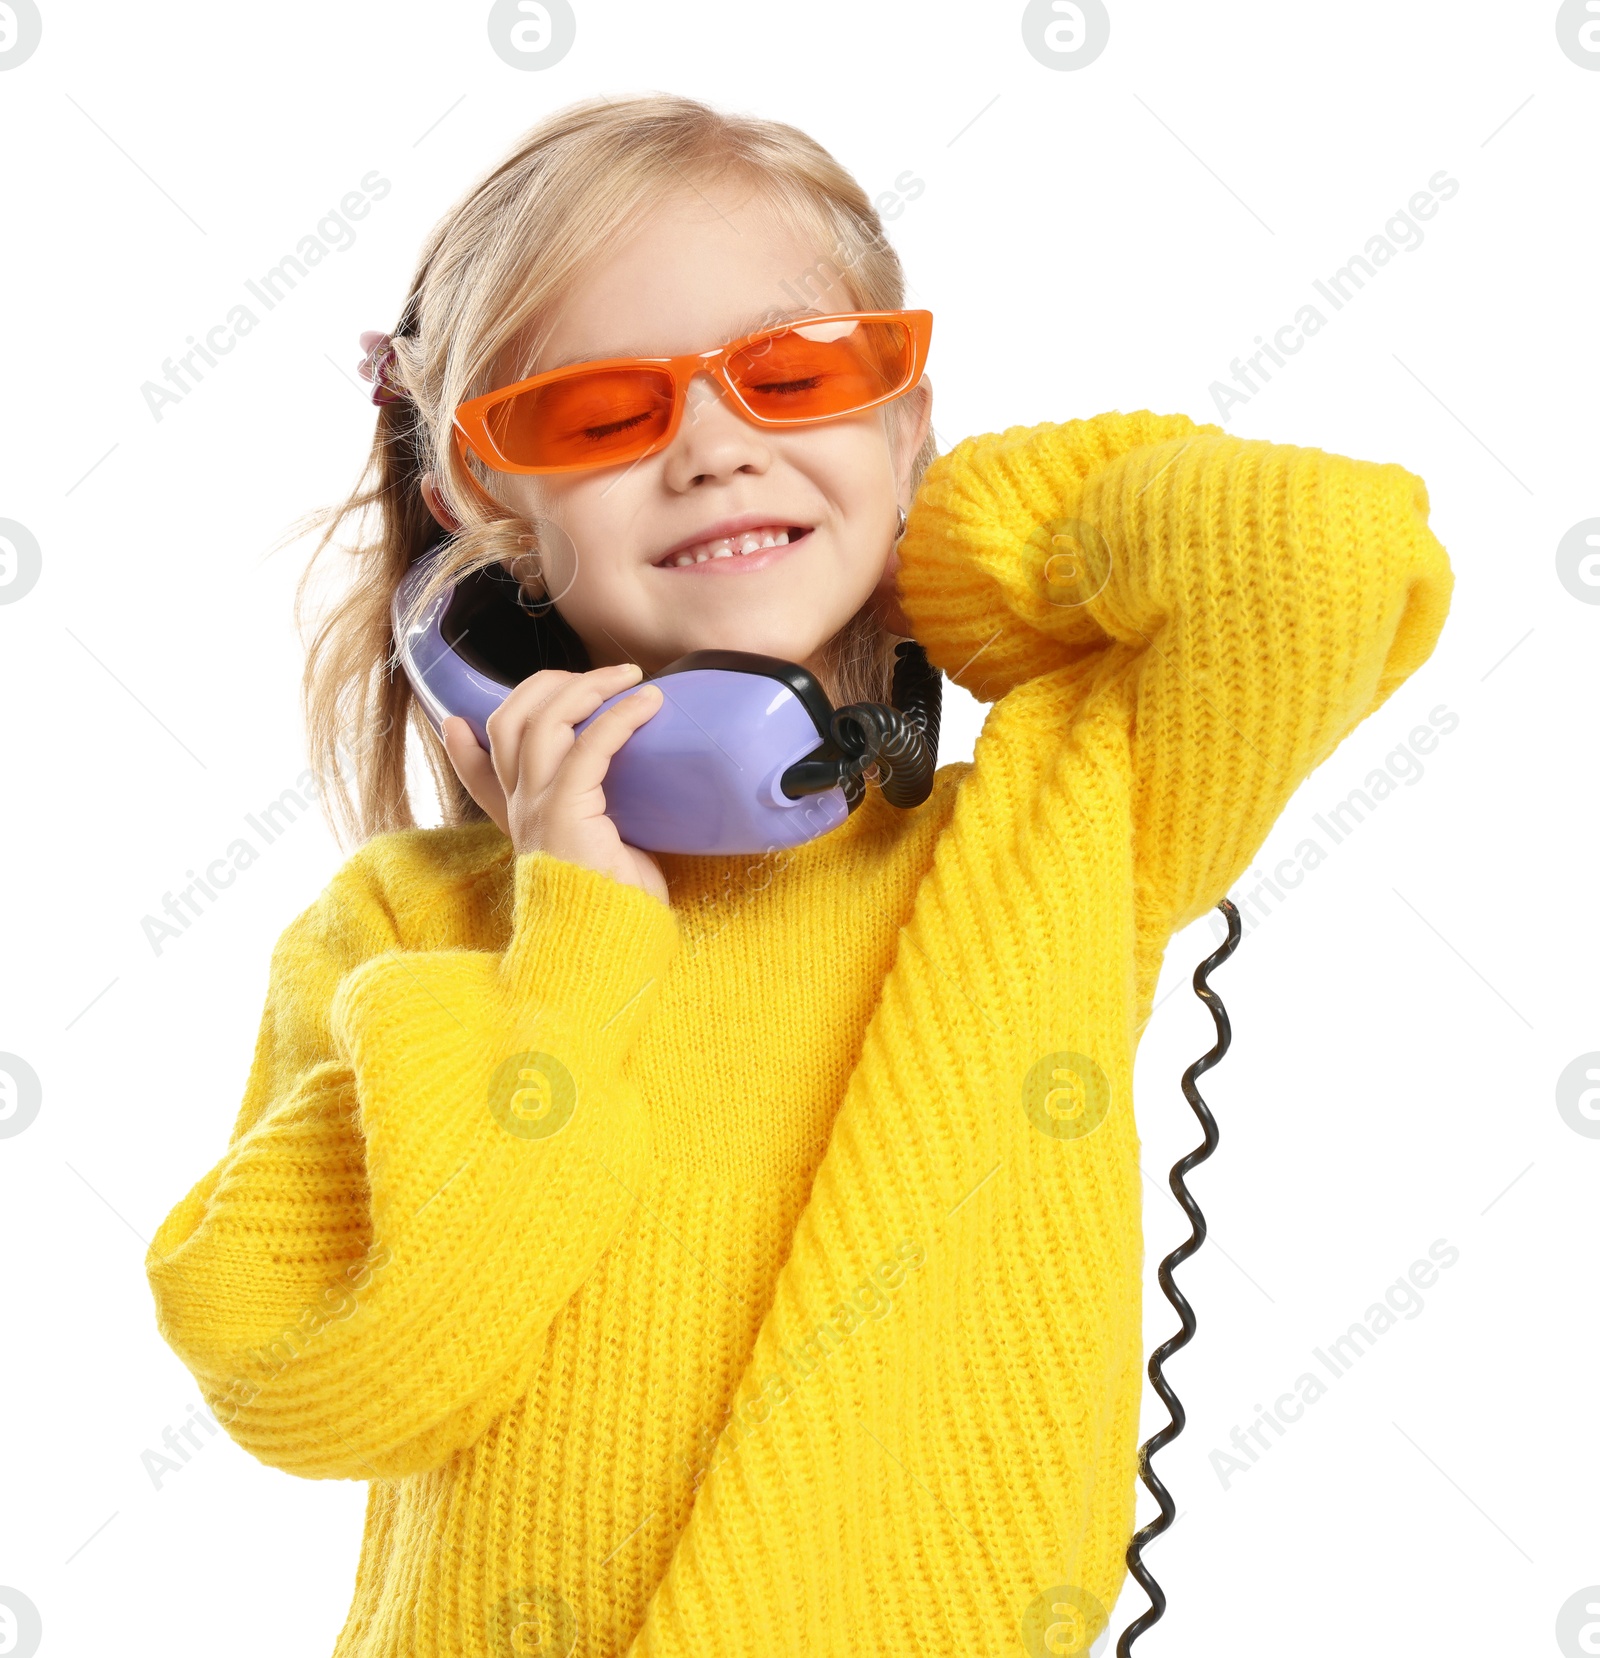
[450,307,933,482]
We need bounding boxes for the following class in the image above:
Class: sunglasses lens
[728,317,914,421]
[485,366,676,468]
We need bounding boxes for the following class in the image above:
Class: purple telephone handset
[391,552,941,855]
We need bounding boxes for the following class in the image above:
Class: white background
[1,2,1594,1654]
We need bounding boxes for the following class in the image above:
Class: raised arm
[145,843,679,1480]
[897,408,1454,934]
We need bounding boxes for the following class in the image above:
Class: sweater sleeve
[897,408,1455,935]
[145,846,680,1481]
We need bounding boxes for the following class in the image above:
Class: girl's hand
[442,664,669,904]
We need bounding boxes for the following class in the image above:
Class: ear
[420,471,461,534]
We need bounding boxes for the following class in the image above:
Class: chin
[687,635,817,666]
[670,613,826,665]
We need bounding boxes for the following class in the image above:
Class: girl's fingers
[490,664,644,801]
[485,671,569,801]
[442,717,508,832]
[483,672,569,802]
[545,682,663,813]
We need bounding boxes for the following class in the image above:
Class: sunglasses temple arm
[448,426,515,522]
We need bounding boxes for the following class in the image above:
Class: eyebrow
[541,306,834,371]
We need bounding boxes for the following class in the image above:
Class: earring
[511,545,548,614]
[894,504,908,542]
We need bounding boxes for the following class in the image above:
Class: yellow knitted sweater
[146,410,1453,1657]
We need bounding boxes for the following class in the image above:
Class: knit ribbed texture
[146,410,1453,1656]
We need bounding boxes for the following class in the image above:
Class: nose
[684,366,731,418]
[673,365,759,446]
[662,370,770,487]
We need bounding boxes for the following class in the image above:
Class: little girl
[145,93,1454,1658]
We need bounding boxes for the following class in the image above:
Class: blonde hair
[285,92,939,848]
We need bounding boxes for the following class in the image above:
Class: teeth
[663,527,796,568]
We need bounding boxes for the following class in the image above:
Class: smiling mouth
[653,525,812,570]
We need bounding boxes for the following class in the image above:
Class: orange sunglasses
[451,308,932,481]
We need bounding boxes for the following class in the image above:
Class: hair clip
[358,329,405,406]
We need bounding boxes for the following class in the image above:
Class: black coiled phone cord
[786,639,942,810]
[1117,896,1242,1656]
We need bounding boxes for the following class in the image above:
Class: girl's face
[430,179,932,685]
